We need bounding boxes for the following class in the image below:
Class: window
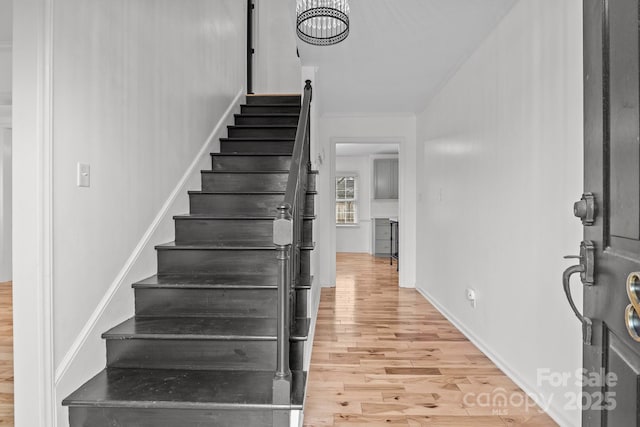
[336,175,357,224]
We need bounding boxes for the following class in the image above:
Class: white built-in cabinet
[373,158,399,199]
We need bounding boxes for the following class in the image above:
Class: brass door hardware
[625,273,640,342]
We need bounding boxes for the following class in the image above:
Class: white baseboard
[54,88,244,385]
[416,286,576,427]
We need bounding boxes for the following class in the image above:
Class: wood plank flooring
[0,262,559,427]
[0,282,12,426]
[303,254,557,427]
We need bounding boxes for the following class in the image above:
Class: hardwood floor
[303,254,557,427]
[0,282,11,426]
[0,261,559,427]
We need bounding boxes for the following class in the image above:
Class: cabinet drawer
[375,227,391,239]
[375,240,391,252]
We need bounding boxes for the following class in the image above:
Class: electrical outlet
[466,288,477,308]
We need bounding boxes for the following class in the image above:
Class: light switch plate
[77,163,90,187]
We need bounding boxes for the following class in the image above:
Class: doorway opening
[333,142,400,286]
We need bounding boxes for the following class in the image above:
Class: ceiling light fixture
[296,0,350,46]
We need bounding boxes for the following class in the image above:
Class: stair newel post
[273,203,293,409]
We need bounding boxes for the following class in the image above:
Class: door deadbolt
[574,193,597,226]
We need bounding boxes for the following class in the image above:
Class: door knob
[574,193,596,226]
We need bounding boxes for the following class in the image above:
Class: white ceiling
[297,0,517,114]
[335,143,399,157]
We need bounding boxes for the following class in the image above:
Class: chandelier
[296,0,350,46]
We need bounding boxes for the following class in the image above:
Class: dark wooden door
[579,0,640,425]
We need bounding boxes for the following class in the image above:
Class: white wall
[317,115,416,288]
[46,1,245,425]
[253,0,301,93]
[0,46,9,101]
[415,1,583,425]
[0,0,10,110]
[0,0,11,103]
[0,0,10,41]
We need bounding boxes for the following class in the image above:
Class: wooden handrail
[272,80,312,406]
[282,80,312,209]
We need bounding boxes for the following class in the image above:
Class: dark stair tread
[156,242,275,250]
[220,137,295,141]
[132,274,314,290]
[234,114,300,118]
[201,169,289,174]
[62,368,305,410]
[155,241,315,250]
[246,93,300,95]
[210,153,292,156]
[173,214,316,220]
[103,317,310,341]
[228,125,298,128]
[200,169,318,175]
[188,190,318,195]
[240,103,301,107]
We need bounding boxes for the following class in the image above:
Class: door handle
[563,264,592,345]
[562,240,596,346]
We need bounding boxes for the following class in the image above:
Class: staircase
[63,89,316,427]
